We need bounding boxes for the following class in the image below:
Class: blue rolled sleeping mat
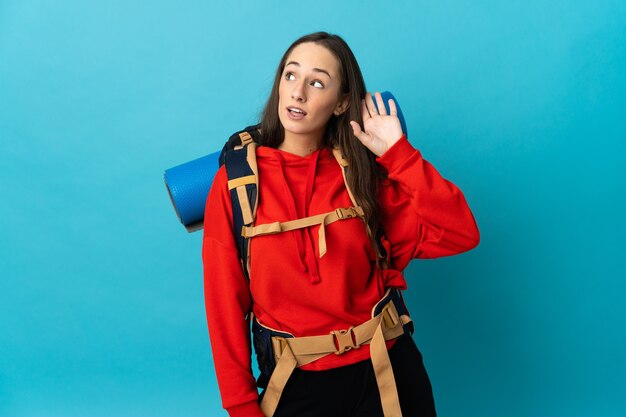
[164,91,407,232]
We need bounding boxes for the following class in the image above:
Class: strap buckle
[330,326,360,355]
[335,207,356,220]
[271,336,288,362]
[239,131,254,146]
[381,302,400,329]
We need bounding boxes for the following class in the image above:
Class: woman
[202,31,480,417]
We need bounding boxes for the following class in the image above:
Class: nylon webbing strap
[236,186,253,225]
[331,148,357,206]
[224,134,258,282]
[227,175,256,190]
[233,131,254,150]
[330,148,387,266]
[239,131,254,146]
[259,300,411,417]
[241,206,365,257]
[331,146,349,167]
[244,141,259,277]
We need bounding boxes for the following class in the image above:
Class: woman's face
[278,42,348,142]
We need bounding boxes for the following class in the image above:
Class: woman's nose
[291,80,306,102]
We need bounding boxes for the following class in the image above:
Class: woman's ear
[334,94,350,116]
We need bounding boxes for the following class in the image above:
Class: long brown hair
[258,31,385,250]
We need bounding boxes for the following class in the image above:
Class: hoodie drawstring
[302,151,321,283]
[269,150,322,284]
[274,152,309,275]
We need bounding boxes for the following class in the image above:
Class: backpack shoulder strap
[220,124,261,281]
[331,147,390,269]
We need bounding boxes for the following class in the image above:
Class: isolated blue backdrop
[1,1,625,416]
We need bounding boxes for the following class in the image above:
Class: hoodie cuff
[375,134,421,174]
[227,400,265,417]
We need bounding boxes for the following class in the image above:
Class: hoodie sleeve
[202,165,265,417]
[376,134,480,272]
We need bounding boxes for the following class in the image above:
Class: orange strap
[331,147,387,266]
[241,206,365,257]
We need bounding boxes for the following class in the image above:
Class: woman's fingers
[374,92,387,116]
[365,92,378,117]
[350,121,367,143]
[353,92,400,156]
[351,120,386,157]
[365,92,390,116]
[388,98,397,116]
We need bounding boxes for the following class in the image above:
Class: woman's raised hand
[350,92,404,157]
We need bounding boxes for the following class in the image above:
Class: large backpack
[218,124,415,391]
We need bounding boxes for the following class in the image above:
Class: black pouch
[372,288,414,336]
[251,316,293,389]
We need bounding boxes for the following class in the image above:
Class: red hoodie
[202,134,480,417]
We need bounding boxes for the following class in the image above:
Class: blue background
[1,1,625,416]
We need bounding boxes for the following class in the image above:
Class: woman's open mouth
[287,107,307,120]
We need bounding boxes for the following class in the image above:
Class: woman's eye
[284,72,324,88]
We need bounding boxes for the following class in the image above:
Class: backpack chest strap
[241,206,365,258]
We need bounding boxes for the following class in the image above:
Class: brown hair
[258,31,385,251]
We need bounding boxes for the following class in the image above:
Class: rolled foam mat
[164,151,221,232]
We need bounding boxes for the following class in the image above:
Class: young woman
[202,31,480,417]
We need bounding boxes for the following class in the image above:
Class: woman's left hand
[350,92,404,157]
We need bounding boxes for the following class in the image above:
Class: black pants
[259,333,437,417]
